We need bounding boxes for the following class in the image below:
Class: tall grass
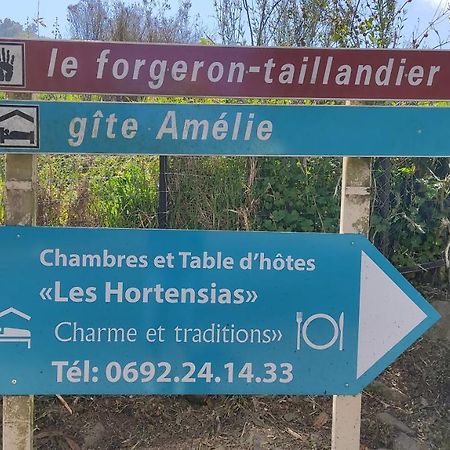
[37,155,159,229]
[168,156,248,230]
[90,156,159,228]
[3,154,248,231]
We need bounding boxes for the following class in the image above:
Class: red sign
[1,38,449,100]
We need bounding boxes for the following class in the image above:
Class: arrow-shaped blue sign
[0,101,450,156]
[0,226,439,395]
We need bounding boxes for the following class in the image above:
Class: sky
[1,0,449,47]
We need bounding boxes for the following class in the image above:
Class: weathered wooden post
[332,156,371,450]
[2,93,36,450]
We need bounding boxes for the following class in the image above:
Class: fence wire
[371,156,449,284]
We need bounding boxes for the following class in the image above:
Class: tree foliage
[67,0,201,43]
[0,18,38,38]
[213,0,449,48]
[211,0,450,275]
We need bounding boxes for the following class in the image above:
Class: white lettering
[156,111,177,139]
[61,57,78,78]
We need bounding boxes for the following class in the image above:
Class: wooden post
[331,156,371,450]
[2,92,36,450]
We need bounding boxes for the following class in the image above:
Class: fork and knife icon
[296,311,344,351]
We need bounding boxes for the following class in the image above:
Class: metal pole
[331,156,371,450]
[2,92,36,450]
[158,155,168,229]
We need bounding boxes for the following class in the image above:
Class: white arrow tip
[357,252,427,379]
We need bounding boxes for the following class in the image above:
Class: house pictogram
[0,109,35,123]
[0,105,39,148]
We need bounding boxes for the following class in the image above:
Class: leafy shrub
[254,157,341,232]
[371,157,450,267]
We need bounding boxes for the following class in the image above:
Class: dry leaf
[286,427,307,441]
[64,436,81,450]
[313,411,329,429]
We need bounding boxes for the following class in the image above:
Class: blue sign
[0,226,439,395]
[0,101,449,156]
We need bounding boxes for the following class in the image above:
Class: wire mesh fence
[371,157,449,277]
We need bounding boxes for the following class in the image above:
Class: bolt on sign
[1,38,450,99]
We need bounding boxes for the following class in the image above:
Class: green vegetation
[169,156,248,231]
[36,155,159,229]
[254,157,341,233]
[371,158,450,268]
[1,152,448,273]
[90,157,159,229]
